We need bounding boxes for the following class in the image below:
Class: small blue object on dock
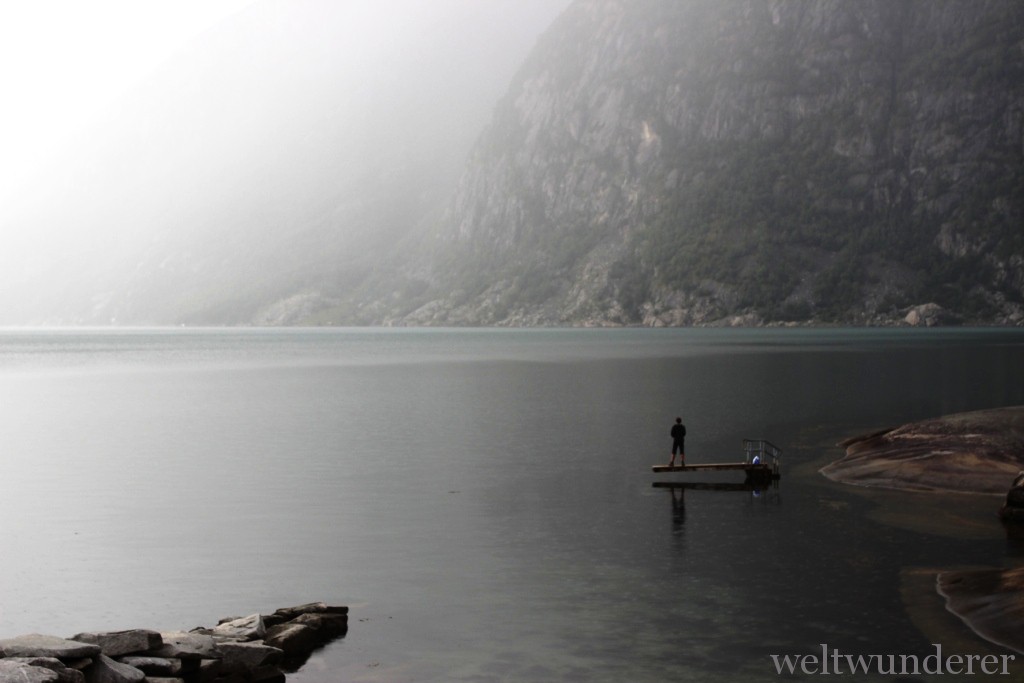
[652,439,781,482]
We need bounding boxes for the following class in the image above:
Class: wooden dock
[651,481,761,491]
[651,463,773,474]
[652,440,782,481]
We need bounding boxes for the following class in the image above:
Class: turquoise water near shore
[0,327,1022,681]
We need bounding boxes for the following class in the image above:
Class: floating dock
[651,480,762,491]
[651,462,774,474]
[652,439,782,482]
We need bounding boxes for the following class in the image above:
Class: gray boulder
[289,611,348,636]
[70,631,161,658]
[0,635,101,660]
[262,623,320,659]
[210,614,265,642]
[0,660,61,683]
[12,659,85,683]
[115,657,177,677]
[263,603,347,628]
[82,655,144,683]
[260,602,350,670]
[903,302,960,327]
[0,658,84,683]
[216,641,283,672]
[147,632,219,660]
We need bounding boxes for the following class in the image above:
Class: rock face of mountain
[391,0,1024,327]
[5,0,1020,328]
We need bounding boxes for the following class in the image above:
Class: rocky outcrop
[937,566,1024,654]
[0,603,347,683]
[389,0,1024,328]
[998,471,1024,521]
[821,406,1024,493]
[903,303,961,327]
[827,411,1024,655]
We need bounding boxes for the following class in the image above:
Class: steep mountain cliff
[389,0,1024,326]
[4,0,1020,328]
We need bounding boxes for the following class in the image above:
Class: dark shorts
[672,440,685,455]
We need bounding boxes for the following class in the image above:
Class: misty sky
[0,1,257,202]
[0,1,569,201]
[0,0,571,323]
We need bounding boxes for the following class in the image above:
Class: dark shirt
[670,423,686,441]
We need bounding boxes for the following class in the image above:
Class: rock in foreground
[821,406,1024,494]
[938,566,1024,654]
[0,602,347,683]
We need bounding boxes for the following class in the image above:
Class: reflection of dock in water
[653,478,781,508]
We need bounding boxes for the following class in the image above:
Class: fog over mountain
[2,0,1022,327]
[0,0,569,325]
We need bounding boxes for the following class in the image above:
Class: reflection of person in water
[669,417,686,466]
[671,486,685,531]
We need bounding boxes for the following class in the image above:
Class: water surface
[1,327,1022,681]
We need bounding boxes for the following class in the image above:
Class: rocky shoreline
[938,566,1024,655]
[822,408,1024,656]
[0,602,348,683]
[383,298,1024,328]
[820,406,1024,494]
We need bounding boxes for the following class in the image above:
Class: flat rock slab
[210,614,265,642]
[71,630,162,658]
[0,635,101,660]
[216,641,283,671]
[148,632,219,660]
[264,602,347,627]
[289,612,348,635]
[938,565,1024,654]
[0,658,85,683]
[0,660,62,683]
[822,406,1024,493]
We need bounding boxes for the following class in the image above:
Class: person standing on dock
[669,417,686,466]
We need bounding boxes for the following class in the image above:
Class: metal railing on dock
[743,439,781,478]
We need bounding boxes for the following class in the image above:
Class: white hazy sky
[0,0,571,323]
[0,0,258,201]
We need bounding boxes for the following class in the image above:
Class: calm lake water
[1,327,1023,682]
